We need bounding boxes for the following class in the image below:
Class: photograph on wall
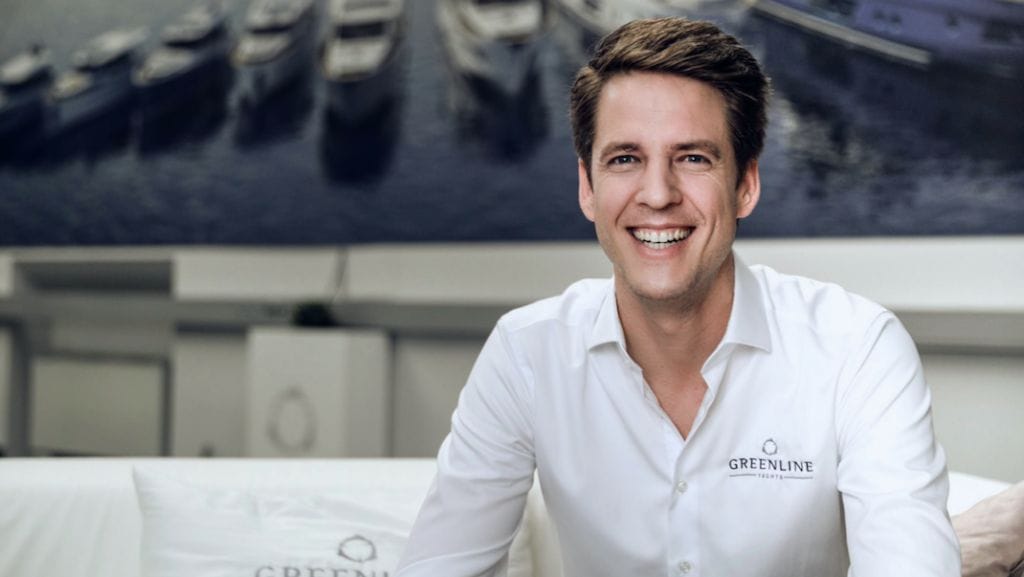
[0,0,1021,245]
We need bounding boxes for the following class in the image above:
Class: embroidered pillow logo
[254,534,391,577]
[727,438,816,481]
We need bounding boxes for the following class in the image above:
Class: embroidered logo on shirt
[727,438,815,481]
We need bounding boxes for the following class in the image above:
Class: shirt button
[675,480,688,494]
[678,560,693,574]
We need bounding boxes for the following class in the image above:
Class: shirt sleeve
[396,321,537,577]
[835,312,960,576]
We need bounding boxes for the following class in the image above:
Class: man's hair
[570,17,770,182]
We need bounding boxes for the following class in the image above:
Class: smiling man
[396,17,959,577]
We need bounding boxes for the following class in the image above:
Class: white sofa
[0,458,1011,577]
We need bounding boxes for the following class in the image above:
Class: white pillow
[133,467,532,577]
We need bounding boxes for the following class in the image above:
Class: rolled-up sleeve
[836,312,960,576]
[396,321,536,577]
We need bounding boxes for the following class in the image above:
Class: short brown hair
[570,17,770,181]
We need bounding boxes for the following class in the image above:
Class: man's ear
[736,159,761,219]
[578,159,596,222]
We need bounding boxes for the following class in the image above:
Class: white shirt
[396,258,960,577]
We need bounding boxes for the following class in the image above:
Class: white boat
[0,45,54,138]
[552,0,663,68]
[232,0,318,105]
[320,0,405,120]
[46,28,148,133]
[133,0,232,113]
[436,0,548,96]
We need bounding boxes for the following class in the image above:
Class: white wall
[0,328,9,451]
[924,353,1024,483]
[172,333,248,457]
[392,337,483,457]
[30,357,164,455]
[51,320,172,357]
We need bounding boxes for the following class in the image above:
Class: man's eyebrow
[597,141,639,159]
[672,140,723,160]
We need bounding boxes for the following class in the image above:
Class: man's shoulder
[749,264,893,335]
[497,277,611,335]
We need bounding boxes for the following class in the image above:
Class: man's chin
[618,277,699,308]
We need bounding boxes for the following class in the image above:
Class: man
[396,17,960,577]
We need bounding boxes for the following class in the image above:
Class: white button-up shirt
[397,258,960,577]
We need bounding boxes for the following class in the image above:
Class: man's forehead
[592,72,731,152]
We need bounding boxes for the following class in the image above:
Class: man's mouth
[630,227,693,249]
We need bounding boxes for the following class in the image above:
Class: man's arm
[836,312,960,576]
[396,323,536,576]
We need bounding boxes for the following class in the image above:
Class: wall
[924,353,1024,482]
[0,328,8,452]
[0,240,1020,481]
[172,333,247,457]
[392,337,483,457]
[30,356,164,455]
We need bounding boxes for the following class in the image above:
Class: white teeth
[632,228,691,247]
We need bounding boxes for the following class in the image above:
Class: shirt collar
[586,253,772,354]
[588,279,626,351]
[726,254,772,353]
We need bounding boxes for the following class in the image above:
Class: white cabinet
[246,328,390,457]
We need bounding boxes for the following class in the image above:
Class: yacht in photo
[46,27,148,133]
[320,0,405,121]
[436,0,548,97]
[0,45,54,138]
[232,0,318,105]
[133,0,233,115]
[751,0,1024,76]
[553,0,663,68]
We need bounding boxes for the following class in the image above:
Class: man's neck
[617,256,736,379]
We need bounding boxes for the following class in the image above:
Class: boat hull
[0,76,52,138]
[233,13,317,105]
[324,47,402,122]
[46,67,135,133]
[136,51,232,119]
[437,0,544,97]
[0,97,45,139]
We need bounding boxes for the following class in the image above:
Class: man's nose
[635,159,682,210]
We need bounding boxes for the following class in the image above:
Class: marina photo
[0,0,1021,245]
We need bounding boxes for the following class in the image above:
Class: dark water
[0,0,1021,245]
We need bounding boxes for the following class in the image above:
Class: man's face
[578,71,760,310]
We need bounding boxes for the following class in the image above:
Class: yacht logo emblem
[728,437,815,481]
[338,535,377,563]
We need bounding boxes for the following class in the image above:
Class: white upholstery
[0,458,1010,577]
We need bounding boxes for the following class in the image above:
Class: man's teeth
[632,228,691,247]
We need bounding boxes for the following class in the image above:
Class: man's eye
[678,154,714,171]
[610,155,637,165]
